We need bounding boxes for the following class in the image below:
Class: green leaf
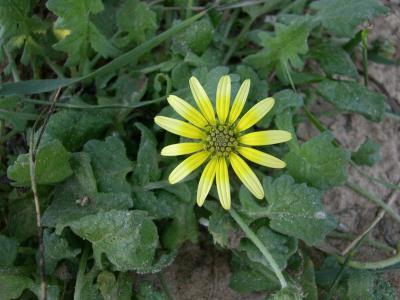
[42,229,80,274]
[46,0,118,66]
[316,79,386,122]
[284,131,350,190]
[299,256,318,300]
[161,206,198,250]
[70,152,98,196]
[268,287,303,300]
[0,96,33,131]
[352,137,381,166]
[134,190,198,249]
[289,252,318,300]
[6,190,37,242]
[75,265,102,300]
[97,271,132,300]
[229,255,280,293]
[42,177,132,232]
[236,65,269,103]
[310,41,358,78]
[105,73,148,105]
[244,19,313,76]
[0,10,207,96]
[0,0,46,60]
[0,234,18,267]
[205,201,236,248]
[135,250,177,274]
[7,139,73,186]
[263,175,336,245]
[172,17,214,56]
[373,274,397,300]
[137,281,168,300]
[243,0,290,19]
[171,62,192,89]
[258,89,303,128]
[134,123,160,185]
[310,0,388,38]
[116,0,157,47]
[238,186,269,221]
[339,271,396,300]
[275,110,298,148]
[239,225,297,271]
[69,210,158,271]
[29,283,60,300]
[0,274,33,299]
[346,271,376,300]
[83,136,133,193]
[41,108,113,151]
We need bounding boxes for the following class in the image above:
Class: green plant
[0,0,399,299]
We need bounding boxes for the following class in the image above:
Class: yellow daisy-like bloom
[154,76,292,210]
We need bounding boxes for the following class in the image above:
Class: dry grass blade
[28,88,61,300]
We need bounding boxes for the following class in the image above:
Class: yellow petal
[169,151,210,184]
[239,130,292,146]
[230,152,264,199]
[189,76,216,125]
[237,146,286,168]
[161,143,204,156]
[167,95,208,128]
[235,97,275,132]
[154,116,206,139]
[216,75,231,124]
[216,157,231,210]
[197,157,218,207]
[228,79,250,125]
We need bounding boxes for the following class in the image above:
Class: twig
[28,88,61,300]
[342,181,399,255]
[329,231,395,253]
[29,131,46,300]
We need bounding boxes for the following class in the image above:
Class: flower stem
[74,243,90,300]
[385,111,400,122]
[229,208,288,289]
[338,254,400,269]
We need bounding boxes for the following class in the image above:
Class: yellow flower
[154,76,292,210]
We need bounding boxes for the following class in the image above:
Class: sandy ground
[145,3,400,299]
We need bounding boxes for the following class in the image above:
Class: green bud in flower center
[205,124,238,156]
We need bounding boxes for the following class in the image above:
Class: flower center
[205,124,238,157]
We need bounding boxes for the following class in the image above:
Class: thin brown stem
[29,132,46,300]
[28,88,61,300]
